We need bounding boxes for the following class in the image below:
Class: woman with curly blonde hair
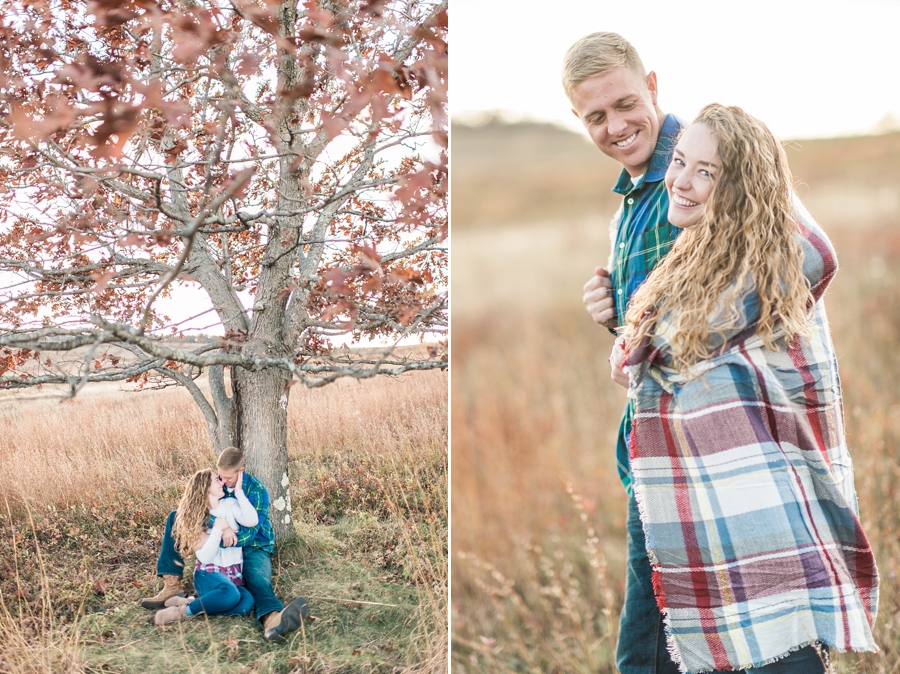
[153,468,258,626]
[609,104,878,673]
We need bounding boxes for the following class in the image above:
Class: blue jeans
[157,511,283,626]
[617,496,827,674]
[618,494,681,674]
[156,511,186,576]
[188,570,254,617]
[242,546,284,627]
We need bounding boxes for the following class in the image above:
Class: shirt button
[627,198,634,205]
[619,242,625,248]
[617,288,623,294]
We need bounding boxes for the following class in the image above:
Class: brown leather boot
[153,603,188,627]
[140,575,186,610]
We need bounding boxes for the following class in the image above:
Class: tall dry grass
[452,305,628,673]
[0,386,211,505]
[451,124,900,672]
[288,371,449,671]
[452,226,900,672]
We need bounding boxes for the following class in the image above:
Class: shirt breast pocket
[641,224,677,271]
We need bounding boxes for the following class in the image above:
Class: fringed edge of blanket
[627,400,880,674]
[683,639,880,674]
[628,414,689,671]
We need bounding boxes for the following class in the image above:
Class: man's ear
[571,107,581,120]
[646,71,658,105]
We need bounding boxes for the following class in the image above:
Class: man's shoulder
[242,472,269,496]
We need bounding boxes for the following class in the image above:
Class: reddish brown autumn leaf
[225,638,239,661]
[89,270,116,293]
[92,578,108,596]
[351,243,381,270]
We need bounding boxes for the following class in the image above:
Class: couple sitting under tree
[141,446,308,643]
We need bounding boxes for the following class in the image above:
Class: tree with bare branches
[0,0,447,541]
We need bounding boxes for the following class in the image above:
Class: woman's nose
[672,170,691,191]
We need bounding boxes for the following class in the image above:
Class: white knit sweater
[195,488,259,568]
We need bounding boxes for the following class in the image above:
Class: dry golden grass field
[0,368,447,673]
[451,120,900,673]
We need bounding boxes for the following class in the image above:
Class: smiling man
[563,32,684,674]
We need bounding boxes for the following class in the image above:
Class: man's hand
[609,337,629,389]
[221,528,238,547]
[583,267,617,329]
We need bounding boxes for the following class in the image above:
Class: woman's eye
[673,158,684,166]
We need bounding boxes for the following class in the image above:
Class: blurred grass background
[450,117,900,673]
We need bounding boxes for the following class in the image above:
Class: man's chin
[604,146,650,171]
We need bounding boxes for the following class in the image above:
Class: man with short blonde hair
[216,446,244,471]
[141,446,308,643]
[561,31,646,103]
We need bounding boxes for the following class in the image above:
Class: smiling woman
[664,123,719,228]
[619,104,879,673]
[153,468,257,627]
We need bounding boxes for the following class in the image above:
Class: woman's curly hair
[173,469,215,559]
[624,103,812,374]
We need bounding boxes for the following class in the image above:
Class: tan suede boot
[263,597,308,643]
[262,610,280,632]
[163,595,195,608]
[153,603,187,627]
[140,575,186,610]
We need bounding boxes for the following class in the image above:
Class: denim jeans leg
[617,495,681,674]
[188,570,241,616]
[744,645,828,674]
[156,510,186,577]
[242,547,284,627]
[214,585,255,617]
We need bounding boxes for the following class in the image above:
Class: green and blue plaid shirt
[218,472,276,554]
[609,113,684,495]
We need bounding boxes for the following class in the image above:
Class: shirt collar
[613,113,685,195]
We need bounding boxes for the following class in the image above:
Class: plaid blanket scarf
[624,202,878,673]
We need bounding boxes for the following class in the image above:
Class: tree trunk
[209,364,237,455]
[233,365,294,542]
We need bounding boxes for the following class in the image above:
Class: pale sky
[451,0,900,139]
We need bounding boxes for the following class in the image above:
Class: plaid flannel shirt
[212,472,276,554]
[194,561,244,585]
[609,113,684,495]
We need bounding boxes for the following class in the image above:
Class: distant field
[451,117,900,232]
[451,120,900,673]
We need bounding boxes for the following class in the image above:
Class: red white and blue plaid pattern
[194,560,243,586]
[624,203,878,672]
